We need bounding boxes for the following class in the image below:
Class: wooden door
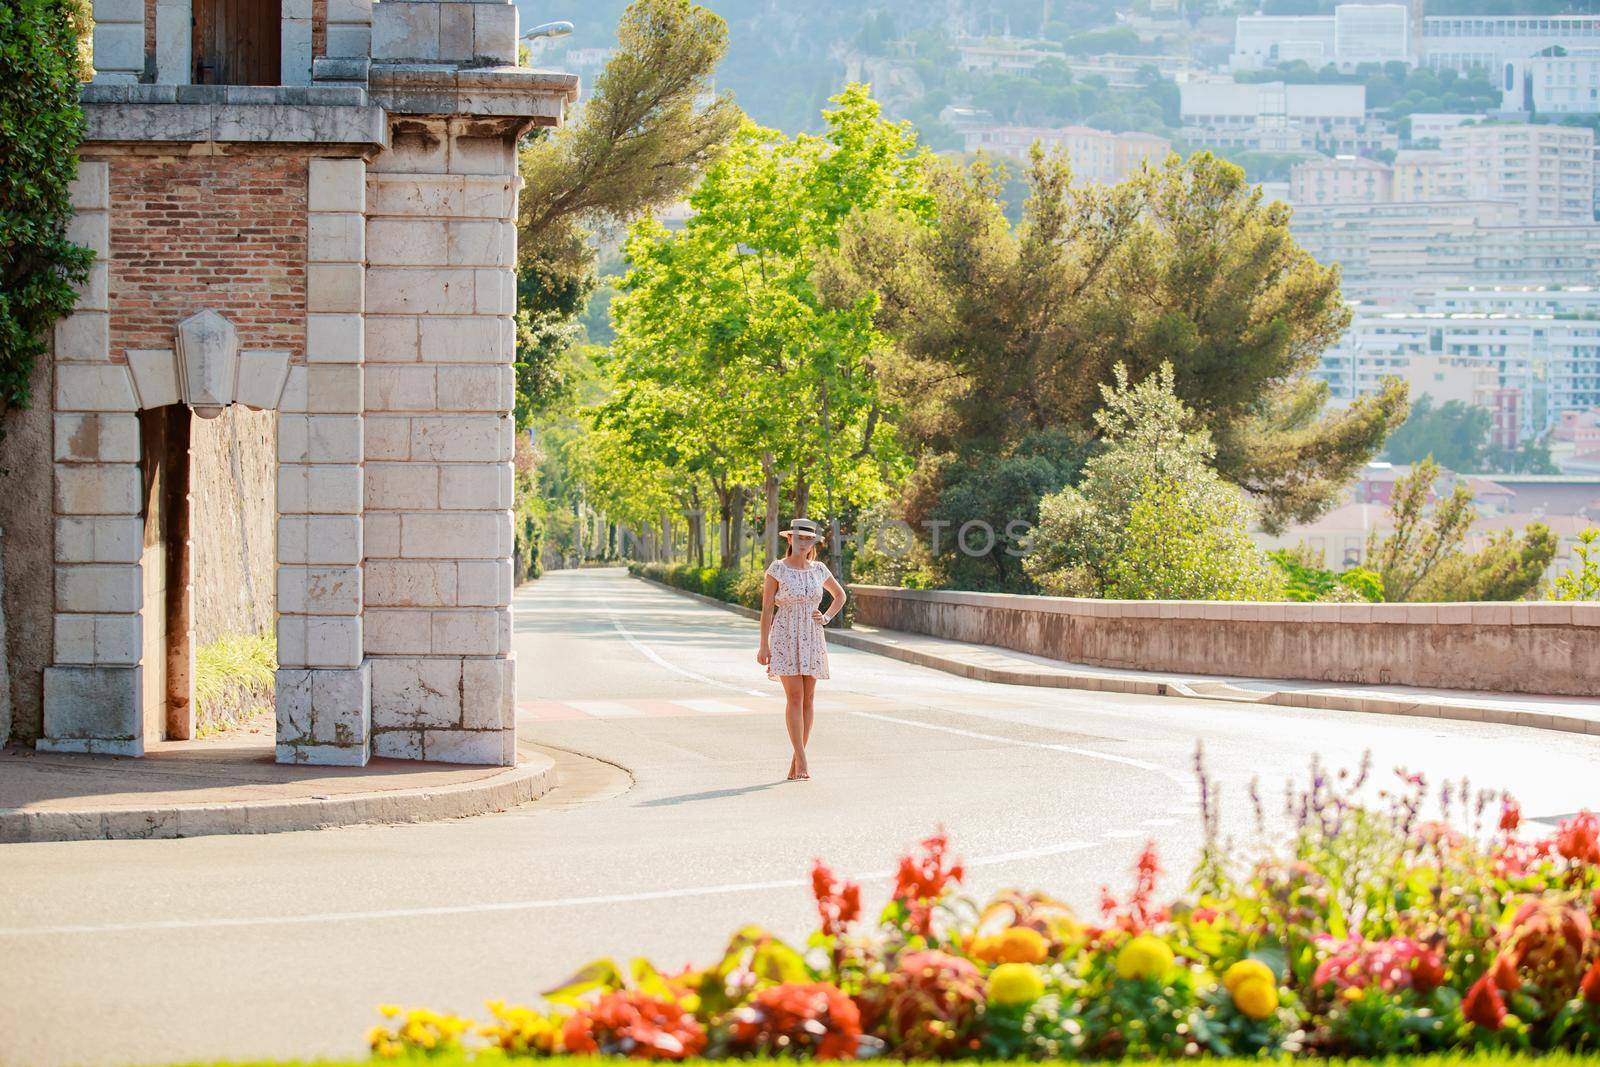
[194,0,281,85]
[138,407,195,746]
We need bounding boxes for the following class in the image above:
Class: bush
[1024,364,1281,601]
[1271,548,1384,603]
[193,632,277,736]
[1,0,95,428]
[1551,529,1600,602]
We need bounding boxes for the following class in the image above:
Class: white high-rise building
[1502,47,1600,115]
[1231,3,1408,70]
[1422,15,1600,75]
[1333,5,1411,67]
[1437,122,1596,224]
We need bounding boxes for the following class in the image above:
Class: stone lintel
[80,97,389,151]
[368,64,576,126]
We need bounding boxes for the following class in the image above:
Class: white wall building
[1232,4,1408,71]
[1502,47,1600,115]
[1437,122,1596,224]
[1422,15,1600,75]
[1179,80,1391,153]
[962,125,1172,182]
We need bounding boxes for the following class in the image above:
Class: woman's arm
[819,572,847,624]
[757,572,778,664]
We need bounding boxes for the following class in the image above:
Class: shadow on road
[636,781,788,807]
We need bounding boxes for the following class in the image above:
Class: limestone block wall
[274,157,371,766]
[189,407,277,644]
[849,585,1600,697]
[361,117,518,766]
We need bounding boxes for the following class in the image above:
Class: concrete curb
[632,574,1600,739]
[0,750,558,844]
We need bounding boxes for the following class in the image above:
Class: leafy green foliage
[822,148,1407,534]
[1383,398,1491,473]
[1550,529,1600,602]
[1270,548,1384,603]
[1412,524,1558,603]
[513,0,742,428]
[1022,364,1282,601]
[0,0,94,433]
[597,86,930,565]
[1365,459,1477,603]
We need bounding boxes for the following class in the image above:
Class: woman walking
[757,518,847,781]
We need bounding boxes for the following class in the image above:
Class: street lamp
[522,21,575,41]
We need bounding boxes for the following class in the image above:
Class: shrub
[1551,528,1600,602]
[192,632,277,735]
[1,0,95,430]
[1024,364,1281,601]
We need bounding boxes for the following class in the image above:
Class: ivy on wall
[0,0,95,435]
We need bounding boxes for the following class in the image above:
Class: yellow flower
[1232,975,1280,1020]
[377,1004,402,1018]
[1115,934,1175,980]
[1223,958,1276,993]
[988,962,1047,1006]
[998,926,1050,964]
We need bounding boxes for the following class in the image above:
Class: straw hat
[777,517,824,543]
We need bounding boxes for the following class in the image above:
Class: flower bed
[369,761,1600,1061]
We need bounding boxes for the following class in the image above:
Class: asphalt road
[3,566,1599,1066]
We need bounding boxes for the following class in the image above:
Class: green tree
[821,149,1407,532]
[600,86,930,567]
[1022,364,1282,601]
[1365,458,1477,602]
[1,0,94,434]
[1550,528,1600,602]
[1382,396,1491,472]
[1412,523,1558,602]
[513,0,742,426]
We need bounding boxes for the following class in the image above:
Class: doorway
[138,406,194,745]
[193,0,281,85]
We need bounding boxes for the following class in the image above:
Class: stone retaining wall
[848,586,1600,697]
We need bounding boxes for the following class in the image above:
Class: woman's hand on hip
[811,610,829,624]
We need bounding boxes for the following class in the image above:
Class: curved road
[3,567,1598,1066]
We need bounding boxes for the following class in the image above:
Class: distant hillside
[517,0,1139,134]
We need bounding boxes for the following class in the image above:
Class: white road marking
[568,701,647,719]
[1101,829,1149,839]
[1140,818,1177,828]
[601,602,767,697]
[848,710,1188,784]
[675,699,753,715]
[0,839,1098,939]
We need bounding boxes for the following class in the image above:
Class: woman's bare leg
[801,675,817,747]
[781,675,808,779]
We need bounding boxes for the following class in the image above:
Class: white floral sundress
[764,559,831,680]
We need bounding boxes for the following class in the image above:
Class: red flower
[861,950,985,1059]
[562,992,706,1060]
[1411,948,1446,993]
[730,982,863,1060]
[1489,952,1521,992]
[892,830,964,938]
[812,861,863,938]
[1099,842,1165,933]
[1463,973,1507,1030]
[1500,798,1522,833]
[1556,812,1600,865]
[1581,958,1600,1005]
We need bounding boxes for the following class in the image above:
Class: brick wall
[92,151,309,362]
[313,0,328,58]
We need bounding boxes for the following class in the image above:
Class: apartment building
[1179,81,1393,154]
[1436,122,1596,223]
[961,125,1172,182]
[1290,201,1600,299]
[1422,14,1600,75]
[1503,47,1600,115]
[1315,288,1600,429]
[1393,149,1446,200]
[1290,155,1393,205]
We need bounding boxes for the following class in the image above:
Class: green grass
[192,631,277,736]
[167,1055,1600,1066]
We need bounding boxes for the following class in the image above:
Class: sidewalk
[640,576,1600,737]
[1,726,556,843]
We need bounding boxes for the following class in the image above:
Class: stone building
[0,0,577,766]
